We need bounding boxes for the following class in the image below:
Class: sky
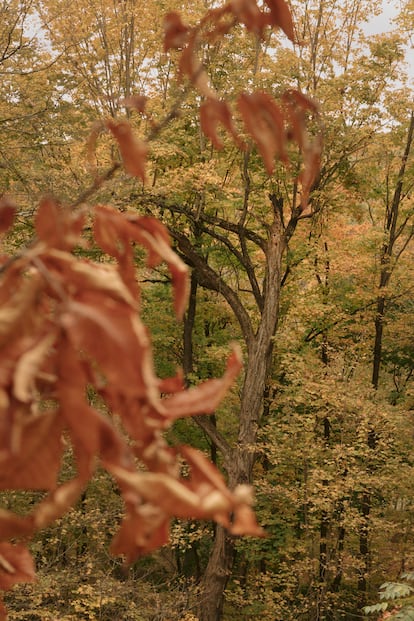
[364,0,396,34]
[364,0,413,85]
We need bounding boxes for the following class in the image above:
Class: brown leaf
[110,507,170,561]
[264,0,296,42]
[199,5,236,43]
[93,205,139,299]
[158,371,184,395]
[58,334,150,480]
[122,95,148,114]
[86,121,105,173]
[35,197,84,250]
[0,198,16,235]
[45,248,137,307]
[33,478,86,530]
[57,340,134,471]
[179,445,229,493]
[73,261,137,306]
[0,411,63,491]
[281,90,322,208]
[231,503,265,536]
[0,509,33,541]
[126,215,189,319]
[93,204,127,257]
[0,543,35,591]
[179,447,254,529]
[200,98,244,150]
[163,11,190,51]
[162,345,242,419]
[13,332,56,403]
[109,466,232,518]
[237,92,288,174]
[178,40,217,99]
[106,119,148,181]
[298,135,323,209]
[229,0,269,35]
[283,89,319,115]
[282,89,319,149]
[60,296,159,400]
[0,273,43,347]
[0,597,8,621]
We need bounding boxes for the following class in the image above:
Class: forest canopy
[0,0,413,620]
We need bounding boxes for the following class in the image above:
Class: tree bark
[360,112,414,608]
[372,111,414,390]
[196,200,287,621]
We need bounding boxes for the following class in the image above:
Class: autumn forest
[0,0,413,620]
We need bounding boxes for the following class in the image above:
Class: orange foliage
[161,1,321,208]
[0,0,323,616]
[0,197,262,616]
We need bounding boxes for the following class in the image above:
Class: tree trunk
[197,200,287,621]
[183,271,198,379]
[359,112,414,606]
[198,526,235,621]
[198,342,277,621]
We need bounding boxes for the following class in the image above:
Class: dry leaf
[237,92,288,174]
[0,509,33,541]
[0,412,63,491]
[299,135,323,209]
[33,478,87,530]
[264,0,296,42]
[229,0,269,35]
[0,275,43,347]
[200,98,244,150]
[35,197,84,250]
[111,506,170,561]
[122,95,148,114]
[126,215,189,319]
[0,198,16,235]
[162,345,242,418]
[0,543,36,591]
[106,119,148,181]
[163,11,190,51]
[178,40,217,99]
[13,332,56,403]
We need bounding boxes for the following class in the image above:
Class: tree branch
[171,229,254,345]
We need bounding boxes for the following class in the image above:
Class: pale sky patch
[363,0,413,85]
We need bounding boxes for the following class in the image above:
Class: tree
[0,2,323,619]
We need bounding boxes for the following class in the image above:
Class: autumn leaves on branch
[109,0,322,208]
[0,0,322,617]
